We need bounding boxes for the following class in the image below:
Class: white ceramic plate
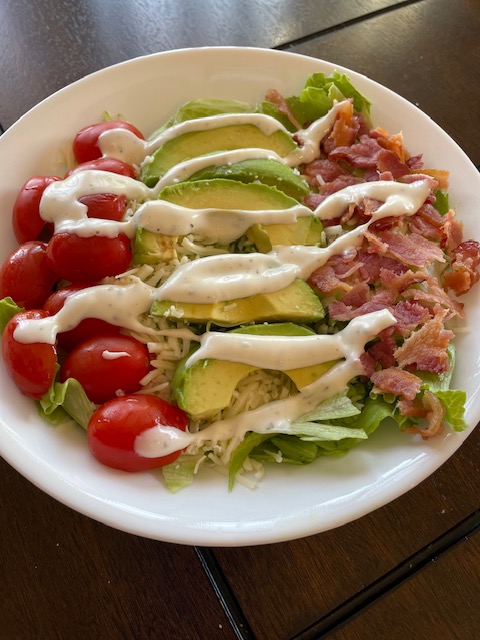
[0,47,479,546]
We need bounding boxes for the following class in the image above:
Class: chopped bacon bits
[264,87,478,437]
[394,315,454,374]
[443,239,480,296]
[371,367,422,401]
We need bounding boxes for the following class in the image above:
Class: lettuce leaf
[38,378,95,429]
[162,453,205,493]
[283,71,371,127]
[298,390,361,422]
[433,389,468,432]
[0,297,23,333]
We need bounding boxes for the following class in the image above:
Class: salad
[1,71,479,492]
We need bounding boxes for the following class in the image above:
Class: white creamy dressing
[134,309,396,456]
[97,102,348,167]
[102,350,131,360]
[15,102,433,458]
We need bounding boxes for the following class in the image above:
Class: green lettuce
[284,71,372,127]
[38,378,95,429]
[0,297,23,332]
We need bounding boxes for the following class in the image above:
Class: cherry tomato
[43,284,121,351]
[12,176,60,243]
[65,157,136,178]
[46,231,132,282]
[73,121,144,164]
[78,193,127,222]
[60,334,150,404]
[2,310,57,399]
[0,241,58,308]
[87,394,188,472]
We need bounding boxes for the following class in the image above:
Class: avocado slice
[150,279,324,326]
[133,227,177,265]
[187,158,309,200]
[159,177,298,210]
[141,124,296,186]
[247,216,323,252]
[171,322,336,419]
[157,178,319,247]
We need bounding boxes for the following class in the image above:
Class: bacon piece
[371,128,406,163]
[399,391,445,439]
[371,367,422,400]
[329,135,382,168]
[440,209,463,252]
[379,268,427,294]
[367,332,397,368]
[329,289,395,321]
[320,175,365,196]
[443,239,480,296]
[376,149,411,179]
[323,101,358,152]
[360,351,376,377]
[341,282,370,307]
[265,89,303,130]
[358,251,407,283]
[303,158,350,182]
[394,314,454,373]
[408,204,444,241]
[307,253,361,294]
[391,300,431,335]
[366,229,445,268]
[403,279,464,319]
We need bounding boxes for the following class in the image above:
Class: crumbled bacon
[371,367,422,400]
[262,88,476,437]
[443,239,480,296]
[394,314,454,373]
[365,229,445,268]
[399,391,445,439]
[329,289,395,321]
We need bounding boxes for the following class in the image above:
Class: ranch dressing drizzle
[17,178,431,343]
[134,309,396,457]
[98,101,349,167]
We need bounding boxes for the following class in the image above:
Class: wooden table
[1,1,479,638]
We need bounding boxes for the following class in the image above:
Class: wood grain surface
[0,1,478,639]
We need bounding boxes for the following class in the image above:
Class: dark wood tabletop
[1,1,479,639]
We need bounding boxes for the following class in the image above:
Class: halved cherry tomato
[12,176,60,243]
[65,157,136,178]
[60,334,150,404]
[2,310,57,399]
[73,121,144,164]
[0,241,58,308]
[43,284,121,351]
[46,231,132,282]
[78,193,127,222]
[87,394,188,472]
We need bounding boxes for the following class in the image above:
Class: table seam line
[275,0,428,51]
[195,546,257,640]
[289,509,480,639]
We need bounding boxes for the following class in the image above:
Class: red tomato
[60,334,150,404]
[2,310,57,399]
[65,157,136,178]
[73,121,144,164]
[78,193,127,222]
[46,232,132,282]
[87,394,188,472]
[0,241,58,308]
[12,176,60,243]
[43,284,121,351]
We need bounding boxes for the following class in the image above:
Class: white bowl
[1,47,479,546]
